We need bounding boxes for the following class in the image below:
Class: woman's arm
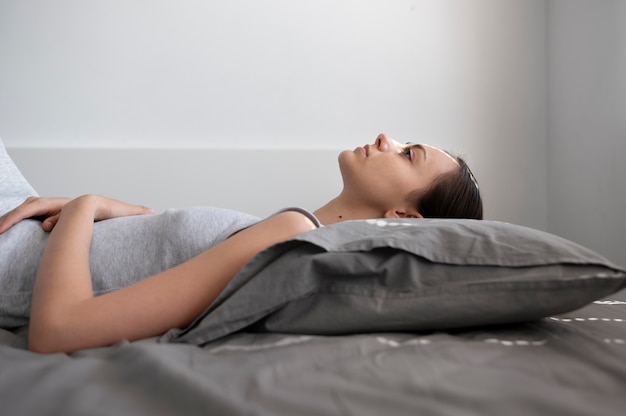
[28,195,316,354]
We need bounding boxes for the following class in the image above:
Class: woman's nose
[375,133,398,152]
[376,133,390,151]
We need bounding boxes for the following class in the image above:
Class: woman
[0,133,482,353]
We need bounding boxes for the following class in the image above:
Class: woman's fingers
[0,196,70,233]
[0,213,15,233]
[0,195,153,234]
[0,197,42,233]
[41,213,61,232]
[92,196,154,221]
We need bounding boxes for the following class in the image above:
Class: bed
[1,299,625,415]
[1,139,625,416]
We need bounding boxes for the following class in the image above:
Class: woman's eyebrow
[406,143,427,162]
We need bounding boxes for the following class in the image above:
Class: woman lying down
[0,133,482,353]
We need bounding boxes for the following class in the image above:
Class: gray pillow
[164,219,626,345]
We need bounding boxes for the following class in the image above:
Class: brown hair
[411,156,483,220]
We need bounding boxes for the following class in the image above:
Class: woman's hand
[79,194,154,222]
[0,196,71,233]
[0,195,153,234]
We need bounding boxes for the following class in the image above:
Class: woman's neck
[313,197,383,225]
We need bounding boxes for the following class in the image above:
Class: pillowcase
[163,218,626,345]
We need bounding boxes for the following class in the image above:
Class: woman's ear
[383,209,423,219]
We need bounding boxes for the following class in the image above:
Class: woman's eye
[402,148,412,160]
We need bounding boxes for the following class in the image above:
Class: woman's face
[338,133,460,216]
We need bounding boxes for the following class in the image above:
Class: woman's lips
[354,145,370,156]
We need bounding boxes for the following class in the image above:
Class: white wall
[1,1,548,228]
[547,0,626,267]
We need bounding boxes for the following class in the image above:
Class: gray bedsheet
[1,296,625,416]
